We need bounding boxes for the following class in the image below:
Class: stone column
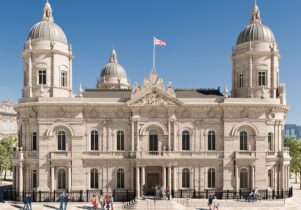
[282,165,285,190]
[141,166,145,187]
[28,53,32,97]
[235,166,239,191]
[173,122,177,151]
[131,121,135,152]
[136,121,140,151]
[136,166,140,198]
[173,167,177,191]
[168,166,172,189]
[51,166,55,192]
[19,162,23,193]
[68,166,72,192]
[168,121,171,150]
[248,54,253,97]
[287,165,290,190]
[103,121,107,151]
[163,166,166,188]
[251,166,255,189]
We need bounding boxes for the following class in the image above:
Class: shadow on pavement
[44,204,58,209]
[77,205,94,209]
[10,204,23,209]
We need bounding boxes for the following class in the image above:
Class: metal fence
[3,190,136,203]
[172,187,293,200]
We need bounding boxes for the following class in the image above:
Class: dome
[98,49,130,89]
[27,1,68,44]
[236,2,276,45]
[236,23,275,45]
[28,21,68,44]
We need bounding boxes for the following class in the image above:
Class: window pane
[182,131,190,151]
[117,169,125,188]
[117,131,125,151]
[32,132,37,151]
[32,170,37,188]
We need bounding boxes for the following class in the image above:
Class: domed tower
[97,48,130,89]
[22,1,73,98]
[231,2,280,98]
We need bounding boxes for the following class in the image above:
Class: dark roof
[83,88,223,99]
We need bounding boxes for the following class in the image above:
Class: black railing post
[53,190,56,202]
[239,189,242,199]
[86,190,89,202]
[226,190,229,200]
[39,191,41,202]
[272,189,275,199]
[113,190,115,201]
[126,190,129,202]
[80,190,83,202]
[193,190,196,199]
[281,189,284,199]
[206,190,208,199]
[266,189,268,200]
[180,189,183,198]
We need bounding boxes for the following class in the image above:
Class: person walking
[208,195,213,210]
[105,193,111,210]
[23,193,29,210]
[59,192,65,210]
[110,193,114,210]
[27,193,32,210]
[166,186,170,200]
[91,194,97,210]
[63,193,68,210]
[212,196,219,210]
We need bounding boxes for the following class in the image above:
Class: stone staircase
[125,198,185,210]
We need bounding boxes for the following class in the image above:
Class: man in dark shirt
[208,195,213,210]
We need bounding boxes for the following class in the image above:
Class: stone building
[0,99,17,140]
[12,1,290,197]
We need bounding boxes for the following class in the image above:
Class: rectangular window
[61,71,67,87]
[32,170,37,188]
[32,132,37,151]
[239,73,244,88]
[38,70,47,85]
[258,71,266,86]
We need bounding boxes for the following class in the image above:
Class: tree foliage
[0,135,17,181]
[285,137,301,189]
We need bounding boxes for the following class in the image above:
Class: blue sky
[0,0,300,124]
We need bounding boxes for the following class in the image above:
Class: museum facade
[12,1,290,197]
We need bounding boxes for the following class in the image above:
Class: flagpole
[153,37,155,69]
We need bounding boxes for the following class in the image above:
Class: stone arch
[46,122,75,137]
[230,122,259,137]
[140,121,168,136]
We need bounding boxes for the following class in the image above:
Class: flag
[154,37,166,46]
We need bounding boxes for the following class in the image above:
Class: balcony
[136,151,224,159]
[235,151,256,160]
[12,150,39,160]
[50,151,71,160]
[82,151,135,159]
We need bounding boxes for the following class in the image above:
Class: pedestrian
[99,194,105,210]
[143,184,147,199]
[105,193,111,210]
[27,193,32,210]
[212,196,219,210]
[63,193,68,210]
[23,193,28,210]
[166,186,170,200]
[110,193,114,210]
[91,194,97,210]
[208,195,213,210]
[59,192,65,210]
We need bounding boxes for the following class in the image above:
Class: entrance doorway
[146,173,160,195]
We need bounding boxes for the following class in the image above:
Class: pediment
[127,69,183,106]
[127,88,183,106]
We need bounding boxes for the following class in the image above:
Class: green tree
[0,135,17,182]
[285,137,301,189]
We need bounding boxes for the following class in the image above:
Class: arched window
[58,168,66,189]
[91,130,99,151]
[182,130,190,151]
[240,131,248,151]
[117,130,125,151]
[208,168,215,188]
[208,131,216,151]
[268,169,272,188]
[117,168,125,188]
[240,168,248,189]
[32,170,37,188]
[268,133,273,151]
[182,168,190,188]
[58,131,66,151]
[90,168,98,189]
